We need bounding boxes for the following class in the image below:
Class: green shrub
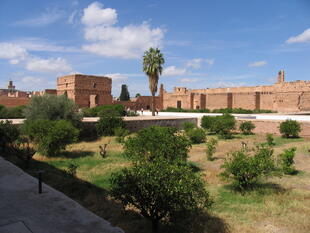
[83,104,125,117]
[279,119,301,138]
[239,121,255,135]
[23,120,79,156]
[24,95,81,125]
[162,107,210,113]
[279,147,296,174]
[124,126,191,163]
[182,122,196,132]
[186,128,206,144]
[220,144,276,190]
[110,158,212,230]
[0,120,20,152]
[266,133,275,147]
[114,127,129,143]
[200,116,215,130]
[96,116,125,136]
[0,105,26,119]
[206,138,218,161]
[201,114,236,138]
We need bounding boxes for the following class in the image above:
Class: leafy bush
[124,126,191,163]
[279,147,296,174]
[202,114,236,139]
[200,116,215,130]
[220,144,276,190]
[110,158,212,230]
[24,95,81,125]
[212,108,275,114]
[182,121,196,132]
[96,116,125,136]
[186,128,206,144]
[279,119,301,138]
[0,120,20,152]
[163,107,210,113]
[0,105,26,119]
[114,127,129,143]
[23,120,79,156]
[206,138,218,161]
[239,121,255,135]
[83,104,125,117]
[266,133,275,147]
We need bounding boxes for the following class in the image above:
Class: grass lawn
[6,133,310,233]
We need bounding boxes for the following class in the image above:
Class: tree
[135,93,141,98]
[279,119,301,138]
[110,158,212,231]
[124,126,191,163]
[22,119,79,156]
[119,84,130,101]
[143,47,165,116]
[24,95,81,125]
[220,144,276,191]
[239,121,255,135]
[0,120,19,152]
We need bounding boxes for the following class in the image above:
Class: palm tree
[143,47,165,116]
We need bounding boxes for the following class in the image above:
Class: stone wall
[0,97,30,107]
[57,74,113,108]
[237,119,310,137]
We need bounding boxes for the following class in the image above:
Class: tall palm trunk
[151,93,155,116]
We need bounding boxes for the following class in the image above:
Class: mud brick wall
[237,119,310,137]
[0,97,30,107]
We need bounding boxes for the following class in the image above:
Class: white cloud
[82,2,117,26]
[82,2,164,59]
[0,43,28,60]
[13,8,64,26]
[68,10,78,24]
[11,38,79,53]
[186,58,214,69]
[286,28,310,44]
[179,78,199,83]
[105,73,128,81]
[22,76,43,84]
[209,81,246,88]
[248,60,267,67]
[163,66,187,76]
[26,57,72,73]
[9,59,20,65]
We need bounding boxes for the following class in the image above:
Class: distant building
[57,74,113,108]
[162,70,310,112]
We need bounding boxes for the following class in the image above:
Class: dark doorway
[177,101,182,108]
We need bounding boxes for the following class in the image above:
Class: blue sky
[0,0,310,96]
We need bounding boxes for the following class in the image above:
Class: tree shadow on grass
[4,153,231,233]
[57,150,95,158]
[222,182,287,196]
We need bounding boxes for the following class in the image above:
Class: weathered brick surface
[0,97,30,107]
[162,71,310,113]
[57,74,112,108]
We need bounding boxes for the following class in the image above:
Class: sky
[0,0,310,97]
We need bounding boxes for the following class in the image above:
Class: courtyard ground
[4,133,310,233]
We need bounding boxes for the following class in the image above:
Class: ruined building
[162,70,310,112]
[57,74,113,108]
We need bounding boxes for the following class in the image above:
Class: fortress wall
[205,93,228,109]
[237,119,310,137]
[299,92,310,111]
[259,92,274,110]
[274,92,301,112]
[163,92,192,109]
[0,97,30,107]
[232,92,256,110]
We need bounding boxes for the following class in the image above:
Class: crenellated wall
[162,72,310,113]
